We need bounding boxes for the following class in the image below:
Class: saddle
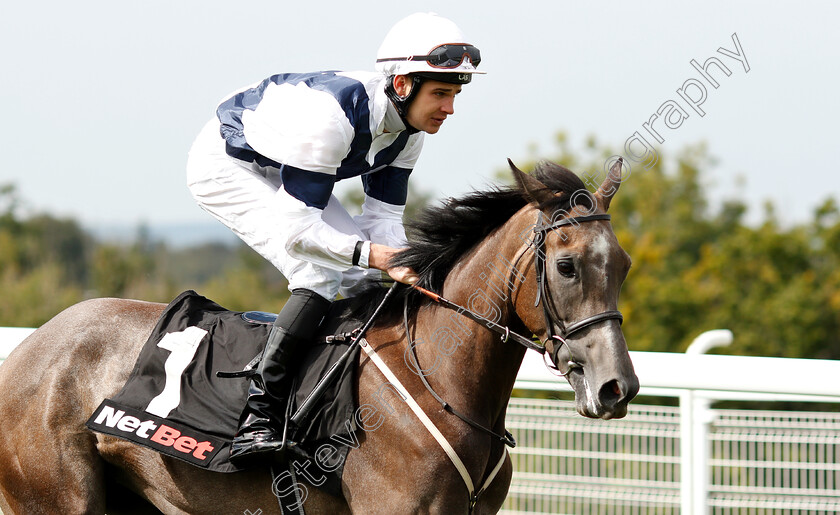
[86,290,367,495]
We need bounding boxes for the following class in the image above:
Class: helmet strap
[384,75,423,135]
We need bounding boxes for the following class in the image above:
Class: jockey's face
[395,76,462,134]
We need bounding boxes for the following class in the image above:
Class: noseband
[531,213,624,373]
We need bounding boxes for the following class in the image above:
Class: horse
[0,159,638,514]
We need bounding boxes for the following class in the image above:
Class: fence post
[680,390,695,514]
[683,330,733,515]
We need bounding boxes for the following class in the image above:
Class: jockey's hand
[368,243,419,285]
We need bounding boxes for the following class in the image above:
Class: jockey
[185,12,484,462]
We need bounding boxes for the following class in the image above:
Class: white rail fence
[2,328,839,513]
[508,331,840,514]
[0,328,33,365]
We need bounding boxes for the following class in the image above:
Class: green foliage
[0,185,91,325]
[0,262,83,327]
[199,245,290,312]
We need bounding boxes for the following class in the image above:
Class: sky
[2,1,838,234]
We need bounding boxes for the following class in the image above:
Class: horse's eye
[556,260,576,278]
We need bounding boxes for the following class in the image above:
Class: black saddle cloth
[86,289,370,492]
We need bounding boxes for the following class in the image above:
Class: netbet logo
[93,405,215,460]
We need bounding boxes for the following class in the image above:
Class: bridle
[530,213,624,373]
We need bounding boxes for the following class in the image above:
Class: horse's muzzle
[565,360,639,420]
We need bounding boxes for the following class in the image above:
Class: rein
[409,285,543,353]
[403,297,518,448]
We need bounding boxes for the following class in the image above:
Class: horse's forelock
[530,161,595,214]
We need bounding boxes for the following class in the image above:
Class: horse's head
[509,158,639,419]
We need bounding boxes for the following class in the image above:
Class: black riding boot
[229,288,331,462]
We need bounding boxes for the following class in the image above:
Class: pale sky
[2,1,838,230]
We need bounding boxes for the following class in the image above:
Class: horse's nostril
[599,379,623,406]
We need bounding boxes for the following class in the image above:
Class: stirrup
[278,377,298,453]
[230,435,286,463]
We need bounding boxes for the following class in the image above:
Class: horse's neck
[413,208,534,425]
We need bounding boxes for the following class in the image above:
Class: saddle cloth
[86,290,363,495]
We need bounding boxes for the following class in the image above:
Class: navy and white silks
[186,71,424,300]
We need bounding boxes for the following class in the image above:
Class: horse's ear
[593,157,624,212]
[508,158,556,205]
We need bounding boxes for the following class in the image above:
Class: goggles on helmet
[377,43,481,69]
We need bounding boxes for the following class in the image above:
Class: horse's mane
[345,161,593,324]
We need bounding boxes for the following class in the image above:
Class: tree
[0,185,92,326]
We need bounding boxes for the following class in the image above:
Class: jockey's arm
[354,167,418,284]
[276,177,418,285]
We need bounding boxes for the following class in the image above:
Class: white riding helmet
[376,12,484,84]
